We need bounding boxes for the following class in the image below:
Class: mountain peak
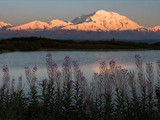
[49,19,70,25]
[9,20,49,30]
[0,21,12,29]
[31,20,44,23]
[63,10,142,31]
[152,26,160,31]
[49,19,72,29]
[94,10,121,17]
[94,10,109,15]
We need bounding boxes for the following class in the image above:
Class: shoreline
[0,37,159,54]
[0,48,153,54]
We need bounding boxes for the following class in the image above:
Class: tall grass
[0,54,160,120]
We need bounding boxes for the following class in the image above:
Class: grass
[1,54,160,120]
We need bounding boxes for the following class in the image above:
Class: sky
[0,0,160,27]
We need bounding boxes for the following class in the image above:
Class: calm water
[0,50,160,85]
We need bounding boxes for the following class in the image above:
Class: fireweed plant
[1,54,160,120]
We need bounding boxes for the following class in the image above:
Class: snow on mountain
[8,20,72,31]
[62,10,143,31]
[9,20,49,30]
[4,10,160,33]
[151,26,160,32]
[49,19,72,29]
[0,21,12,29]
[1,9,160,40]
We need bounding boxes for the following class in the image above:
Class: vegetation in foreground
[1,54,160,120]
[1,37,160,53]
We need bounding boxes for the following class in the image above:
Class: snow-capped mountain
[62,10,143,31]
[49,19,72,30]
[8,20,72,30]
[9,20,49,30]
[1,10,160,40]
[5,10,160,32]
[151,26,160,32]
[0,21,12,29]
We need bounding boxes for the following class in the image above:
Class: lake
[0,50,160,86]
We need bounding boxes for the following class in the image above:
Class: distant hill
[0,37,160,53]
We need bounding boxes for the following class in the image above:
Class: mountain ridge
[0,10,160,40]
[1,10,159,32]
[0,21,12,29]
[65,10,143,31]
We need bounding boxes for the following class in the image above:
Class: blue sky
[0,0,160,27]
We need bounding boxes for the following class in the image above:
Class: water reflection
[0,50,160,86]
